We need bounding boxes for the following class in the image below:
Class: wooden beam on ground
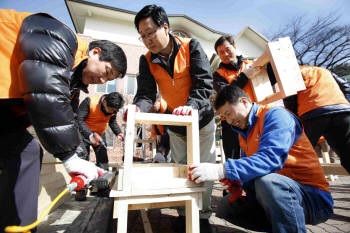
[140,209,153,233]
[322,164,349,176]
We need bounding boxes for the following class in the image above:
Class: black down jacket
[17,13,82,160]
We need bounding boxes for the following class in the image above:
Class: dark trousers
[0,129,42,232]
[302,112,350,173]
[80,134,108,169]
[221,121,240,160]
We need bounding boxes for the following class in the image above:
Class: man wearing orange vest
[189,85,333,233]
[283,66,350,173]
[0,10,127,230]
[77,92,124,171]
[131,5,216,233]
[213,35,257,160]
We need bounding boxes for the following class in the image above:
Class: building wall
[236,36,265,58]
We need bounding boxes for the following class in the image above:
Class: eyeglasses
[138,28,160,42]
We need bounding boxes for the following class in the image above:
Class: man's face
[82,47,120,85]
[217,98,250,130]
[102,99,117,114]
[138,17,169,54]
[216,40,237,64]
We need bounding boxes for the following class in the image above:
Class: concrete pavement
[37,175,350,233]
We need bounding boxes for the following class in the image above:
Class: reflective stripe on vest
[298,66,349,116]
[85,95,113,135]
[239,104,330,192]
[216,60,256,102]
[146,36,191,113]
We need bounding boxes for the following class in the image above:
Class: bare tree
[268,13,350,77]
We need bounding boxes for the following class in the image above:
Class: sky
[0,0,349,37]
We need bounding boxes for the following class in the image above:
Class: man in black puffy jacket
[0,10,127,231]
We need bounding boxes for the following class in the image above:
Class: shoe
[172,216,212,233]
[75,189,87,201]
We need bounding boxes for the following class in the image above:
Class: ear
[88,47,101,57]
[163,23,169,34]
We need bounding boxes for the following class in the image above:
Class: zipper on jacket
[172,78,175,86]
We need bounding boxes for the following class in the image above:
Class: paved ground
[38,175,350,233]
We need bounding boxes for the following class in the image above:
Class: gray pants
[168,118,216,219]
[0,129,42,232]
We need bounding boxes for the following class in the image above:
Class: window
[96,79,117,94]
[124,75,137,95]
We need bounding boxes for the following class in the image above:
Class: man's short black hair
[105,92,124,110]
[214,85,250,110]
[214,35,235,53]
[88,40,127,78]
[134,4,169,32]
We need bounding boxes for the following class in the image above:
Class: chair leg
[185,195,200,233]
[116,200,129,233]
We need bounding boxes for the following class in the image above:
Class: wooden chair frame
[110,105,206,233]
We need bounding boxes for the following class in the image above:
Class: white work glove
[189,163,225,183]
[243,63,262,80]
[172,106,192,116]
[63,154,106,183]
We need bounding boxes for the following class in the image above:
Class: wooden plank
[322,164,349,176]
[128,201,185,210]
[116,200,128,233]
[111,187,206,197]
[122,105,137,195]
[187,109,200,165]
[134,112,193,126]
[140,210,153,233]
[186,193,200,233]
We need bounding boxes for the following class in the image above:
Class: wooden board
[321,164,349,176]
[250,37,306,104]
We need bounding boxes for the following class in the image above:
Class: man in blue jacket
[190,85,333,233]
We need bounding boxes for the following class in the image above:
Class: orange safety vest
[0,9,89,99]
[215,60,256,102]
[239,104,330,193]
[151,98,168,138]
[297,66,349,116]
[145,36,192,113]
[85,95,114,135]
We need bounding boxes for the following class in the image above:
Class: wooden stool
[110,105,206,233]
[250,37,306,104]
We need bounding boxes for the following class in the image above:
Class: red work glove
[122,106,139,122]
[172,106,192,116]
[219,179,246,203]
[117,133,124,141]
[89,132,103,147]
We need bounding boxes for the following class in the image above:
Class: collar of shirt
[219,55,243,71]
[150,34,179,66]
[70,59,89,94]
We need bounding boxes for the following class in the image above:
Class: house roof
[65,0,228,40]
